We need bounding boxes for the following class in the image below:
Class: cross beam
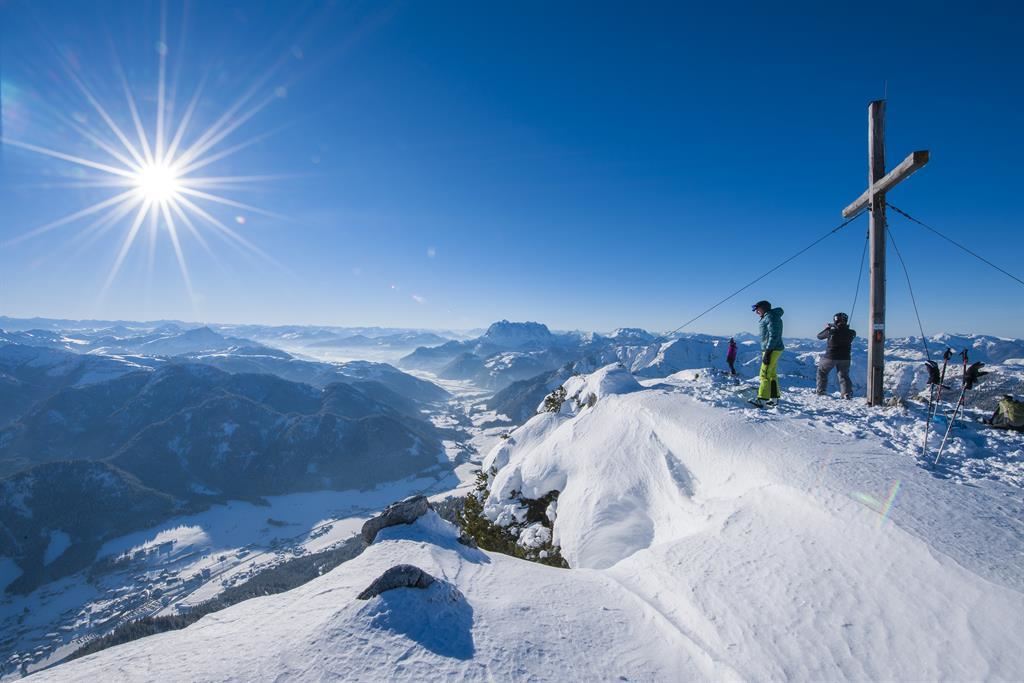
[842,100,929,406]
[842,150,929,218]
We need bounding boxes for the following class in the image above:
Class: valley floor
[0,379,493,678]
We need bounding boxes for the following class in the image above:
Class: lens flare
[853,480,902,528]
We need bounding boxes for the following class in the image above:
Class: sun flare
[134,163,181,202]
[0,11,289,306]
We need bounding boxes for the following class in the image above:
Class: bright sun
[134,163,181,202]
[2,11,286,303]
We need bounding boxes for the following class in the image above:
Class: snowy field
[34,363,1024,681]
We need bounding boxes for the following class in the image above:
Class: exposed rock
[457,532,478,549]
[360,495,431,544]
[356,564,435,600]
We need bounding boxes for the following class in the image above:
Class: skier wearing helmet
[750,300,784,408]
[816,312,856,399]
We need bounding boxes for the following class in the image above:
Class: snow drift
[481,364,1023,678]
[35,364,1024,681]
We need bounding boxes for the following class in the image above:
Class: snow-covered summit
[478,320,554,348]
[479,365,1024,677]
[922,333,1024,364]
[553,363,642,415]
[30,362,1024,680]
[606,327,656,344]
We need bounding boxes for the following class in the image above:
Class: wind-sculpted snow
[477,364,1023,677]
[558,363,642,409]
[29,364,1024,681]
[34,513,716,682]
[485,364,759,569]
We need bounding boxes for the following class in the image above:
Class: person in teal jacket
[751,300,784,407]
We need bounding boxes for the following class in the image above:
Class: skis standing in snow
[750,300,784,408]
[815,312,856,399]
[726,337,738,376]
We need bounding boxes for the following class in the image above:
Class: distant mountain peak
[178,326,222,340]
[608,328,655,343]
[481,320,553,347]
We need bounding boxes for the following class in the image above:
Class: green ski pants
[759,350,782,400]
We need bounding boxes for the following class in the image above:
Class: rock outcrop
[356,564,436,600]
[360,495,431,544]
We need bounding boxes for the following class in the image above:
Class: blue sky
[1,1,1022,337]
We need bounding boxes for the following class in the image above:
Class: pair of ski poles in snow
[921,348,954,460]
[923,348,987,466]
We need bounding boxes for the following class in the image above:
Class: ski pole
[929,347,954,421]
[934,349,969,466]
[920,375,937,458]
[920,348,952,458]
[934,392,965,466]
[943,350,969,422]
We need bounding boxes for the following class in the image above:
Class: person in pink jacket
[726,337,738,375]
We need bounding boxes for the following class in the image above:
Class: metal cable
[887,202,1024,288]
[656,212,865,342]
[850,229,869,321]
[887,225,932,361]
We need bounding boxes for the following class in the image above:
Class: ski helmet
[833,312,849,325]
[752,300,771,313]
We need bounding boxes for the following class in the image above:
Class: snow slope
[33,513,715,681]
[36,366,1024,681]
[481,366,1024,679]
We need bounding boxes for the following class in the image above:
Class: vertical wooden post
[867,100,886,406]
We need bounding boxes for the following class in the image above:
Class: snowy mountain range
[0,359,447,593]
[2,317,1022,679]
[0,324,283,358]
[0,331,456,602]
[419,322,1023,421]
[27,361,1024,681]
[0,317,466,365]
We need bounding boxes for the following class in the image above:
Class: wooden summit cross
[842,100,929,407]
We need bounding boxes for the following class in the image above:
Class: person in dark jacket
[726,338,738,375]
[816,312,856,398]
[751,300,784,407]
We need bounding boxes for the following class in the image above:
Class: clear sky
[1,1,1022,338]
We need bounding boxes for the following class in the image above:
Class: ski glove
[964,361,987,390]
[924,360,941,385]
[762,350,771,365]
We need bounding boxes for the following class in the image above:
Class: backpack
[994,397,1024,429]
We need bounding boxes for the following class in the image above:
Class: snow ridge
[25,363,1024,681]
